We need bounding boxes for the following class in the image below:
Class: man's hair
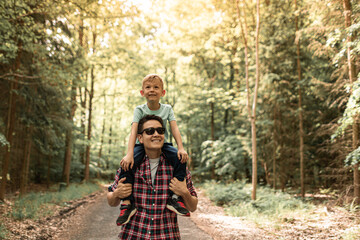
[137,115,164,134]
[142,74,164,89]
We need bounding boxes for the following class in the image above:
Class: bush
[11,182,101,220]
[202,180,313,225]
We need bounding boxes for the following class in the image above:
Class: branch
[0,73,41,85]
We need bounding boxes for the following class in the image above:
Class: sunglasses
[139,127,166,135]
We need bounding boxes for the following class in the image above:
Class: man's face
[138,120,165,151]
[140,80,165,102]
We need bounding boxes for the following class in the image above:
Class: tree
[342,0,359,204]
[295,0,305,198]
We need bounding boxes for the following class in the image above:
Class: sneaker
[166,197,189,216]
[116,204,137,226]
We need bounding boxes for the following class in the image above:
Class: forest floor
[1,185,360,240]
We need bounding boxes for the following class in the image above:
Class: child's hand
[120,155,134,171]
[177,148,188,163]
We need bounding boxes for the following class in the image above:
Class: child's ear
[161,90,166,96]
[140,90,145,96]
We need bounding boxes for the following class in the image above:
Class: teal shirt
[133,103,176,142]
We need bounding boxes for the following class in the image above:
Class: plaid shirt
[108,153,197,240]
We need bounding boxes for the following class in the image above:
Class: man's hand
[120,154,134,171]
[169,178,188,197]
[114,177,132,199]
[177,148,188,164]
[169,177,198,212]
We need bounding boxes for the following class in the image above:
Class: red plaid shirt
[108,153,197,240]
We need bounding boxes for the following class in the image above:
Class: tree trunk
[295,0,305,198]
[250,0,261,200]
[84,32,96,182]
[79,17,87,165]
[237,0,256,195]
[62,85,77,185]
[0,44,22,201]
[99,95,106,159]
[80,85,87,164]
[47,155,52,188]
[20,126,32,196]
[343,0,360,204]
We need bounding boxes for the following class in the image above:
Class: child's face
[140,79,165,102]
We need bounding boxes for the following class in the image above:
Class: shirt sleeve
[185,168,197,197]
[108,168,122,192]
[132,106,142,123]
[168,105,176,122]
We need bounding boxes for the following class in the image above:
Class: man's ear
[138,134,143,144]
[161,89,166,97]
[140,90,145,96]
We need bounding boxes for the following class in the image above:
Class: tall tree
[343,0,359,204]
[295,0,305,198]
[249,0,261,200]
[0,47,21,200]
[84,31,96,182]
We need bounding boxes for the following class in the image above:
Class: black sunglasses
[138,127,166,135]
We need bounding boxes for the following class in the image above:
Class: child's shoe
[116,204,137,226]
[166,197,189,216]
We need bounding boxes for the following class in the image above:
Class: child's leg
[116,144,144,225]
[163,143,189,216]
[118,144,145,203]
[162,143,186,183]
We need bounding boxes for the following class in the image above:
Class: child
[116,74,189,226]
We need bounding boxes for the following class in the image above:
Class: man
[107,115,198,239]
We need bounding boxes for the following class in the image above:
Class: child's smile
[141,80,165,102]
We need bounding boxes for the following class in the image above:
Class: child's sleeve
[132,106,142,123]
[168,105,176,122]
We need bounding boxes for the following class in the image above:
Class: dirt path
[54,188,360,240]
[58,190,214,240]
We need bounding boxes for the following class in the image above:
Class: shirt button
[148,231,151,234]
[152,203,155,206]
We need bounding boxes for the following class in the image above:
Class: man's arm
[169,120,188,163]
[169,178,198,212]
[107,177,132,207]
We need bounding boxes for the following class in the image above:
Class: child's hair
[142,74,164,89]
[137,115,164,134]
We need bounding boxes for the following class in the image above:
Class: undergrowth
[201,180,314,226]
[0,224,8,240]
[11,182,102,220]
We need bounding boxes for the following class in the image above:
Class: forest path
[55,187,360,240]
[59,189,214,240]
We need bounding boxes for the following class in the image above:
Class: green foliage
[334,80,360,138]
[0,224,8,240]
[345,146,360,167]
[0,133,8,147]
[11,183,101,220]
[198,135,250,180]
[202,181,313,225]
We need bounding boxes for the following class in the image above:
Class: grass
[11,182,102,220]
[201,180,314,226]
